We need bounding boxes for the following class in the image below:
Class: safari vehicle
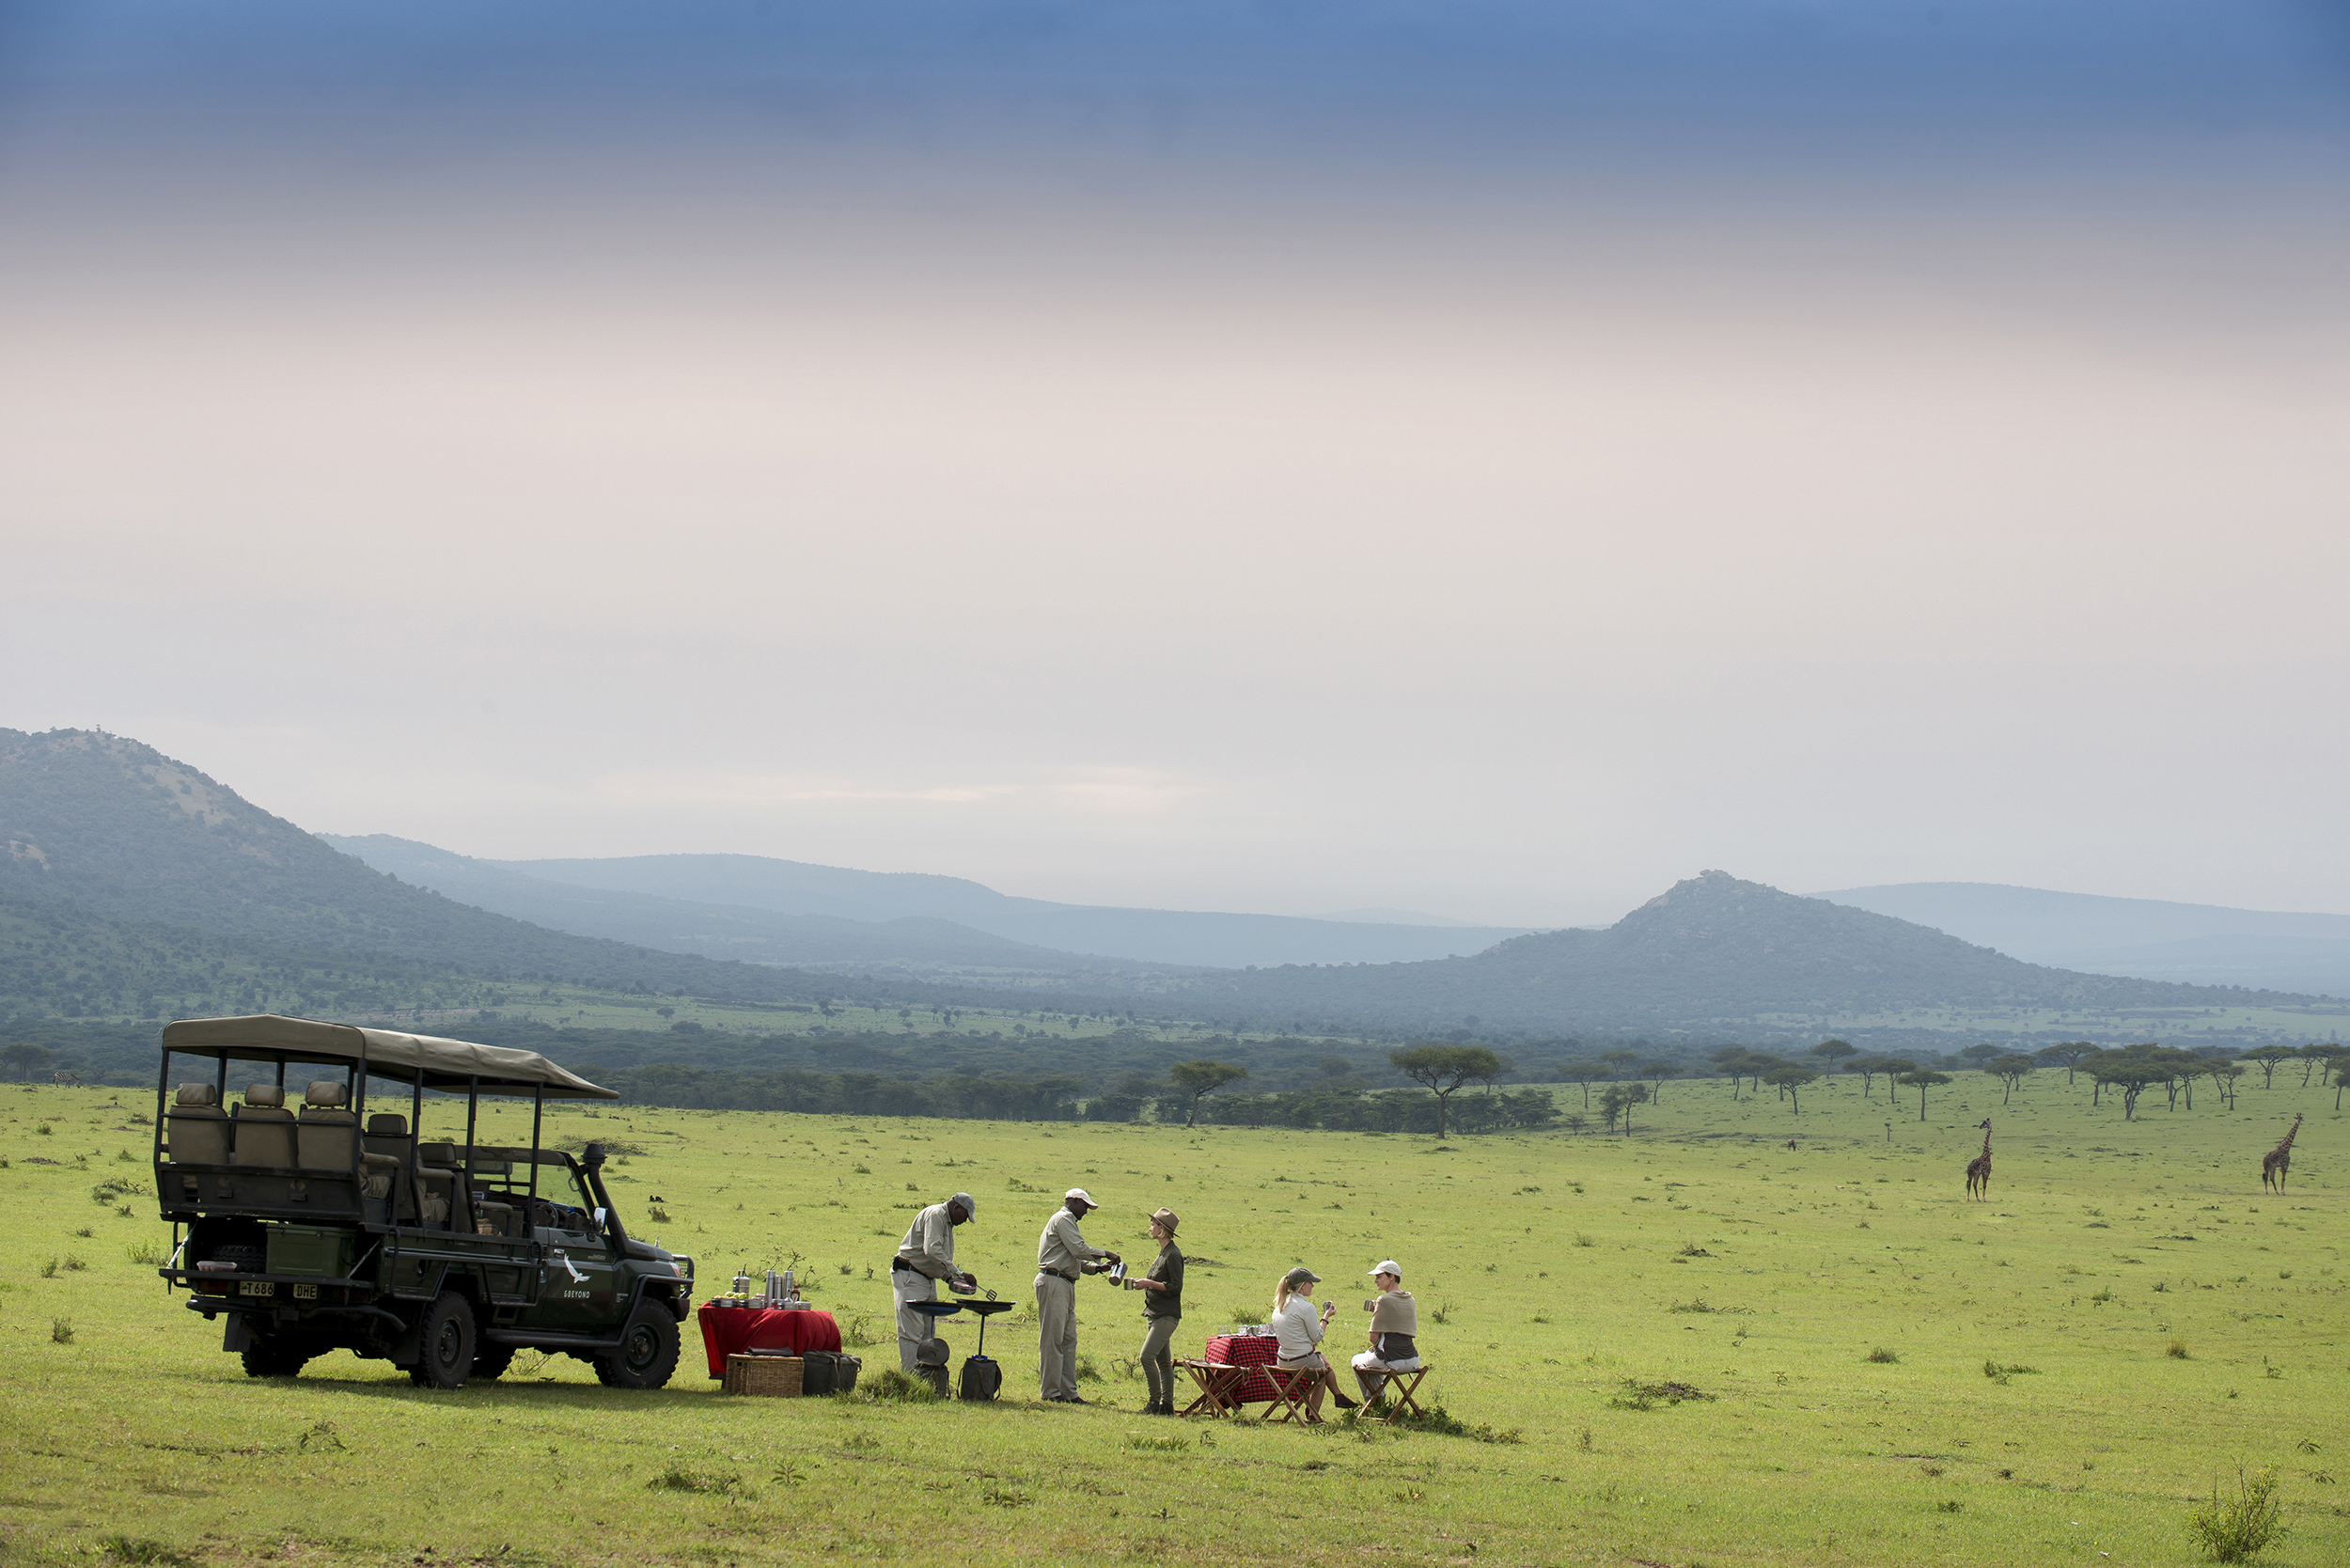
[151,1014,693,1388]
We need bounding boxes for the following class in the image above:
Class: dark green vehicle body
[153,1014,694,1388]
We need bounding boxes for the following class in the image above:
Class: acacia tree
[1,1044,52,1082]
[1389,1044,1504,1138]
[2240,1046,2297,1090]
[1639,1059,1683,1102]
[1167,1059,1248,1127]
[1810,1039,1857,1074]
[1765,1065,1819,1113]
[1897,1070,1951,1121]
[2085,1054,2169,1121]
[1984,1054,2035,1105]
[1599,1049,1637,1081]
[1874,1058,1919,1107]
[1556,1062,1607,1107]
[1958,1043,2003,1068]
[2034,1041,2097,1085]
[1598,1080,1651,1136]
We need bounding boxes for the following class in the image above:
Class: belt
[1038,1268,1076,1283]
[890,1258,914,1273]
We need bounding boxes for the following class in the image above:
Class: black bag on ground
[959,1355,1001,1402]
[833,1353,860,1393]
[801,1351,838,1396]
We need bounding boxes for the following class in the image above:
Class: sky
[3,2,2347,928]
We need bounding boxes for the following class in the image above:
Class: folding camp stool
[1257,1363,1319,1424]
[1175,1358,1247,1418]
[1368,1364,1432,1423]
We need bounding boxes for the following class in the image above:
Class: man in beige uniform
[892,1192,977,1372]
[1034,1187,1120,1403]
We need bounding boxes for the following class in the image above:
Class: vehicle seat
[231,1084,298,1168]
[164,1083,229,1165]
[415,1141,465,1229]
[475,1201,519,1238]
[362,1114,415,1215]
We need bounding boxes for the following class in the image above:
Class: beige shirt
[1036,1207,1108,1278]
[895,1202,960,1281]
[1368,1289,1418,1336]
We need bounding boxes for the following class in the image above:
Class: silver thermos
[764,1269,786,1306]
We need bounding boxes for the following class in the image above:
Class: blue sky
[4,3,2346,924]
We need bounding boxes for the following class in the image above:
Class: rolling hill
[1133,870,2340,1037]
[1816,882,2350,999]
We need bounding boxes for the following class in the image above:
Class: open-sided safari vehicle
[152,1014,693,1388]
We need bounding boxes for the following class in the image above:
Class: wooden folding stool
[1369,1364,1431,1423]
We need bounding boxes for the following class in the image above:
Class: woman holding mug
[1270,1265,1357,1420]
[1124,1207,1185,1415]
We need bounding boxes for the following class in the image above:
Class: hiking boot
[1334,1392,1359,1410]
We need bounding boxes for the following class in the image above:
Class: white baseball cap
[1369,1261,1403,1278]
[948,1193,977,1218]
[1065,1187,1099,1209]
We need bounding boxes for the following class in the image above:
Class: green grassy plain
[2,1069,2342,1568]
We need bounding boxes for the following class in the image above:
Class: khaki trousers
[892,1271,937,1372]
[1035,1272,1079,1399]
[1139,1314,1179,1408]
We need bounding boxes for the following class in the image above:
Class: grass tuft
[648,1464,741,1495]
[1608,1380,1714,1412]
[98,1536,197,1567]
[2186,1466,2288,1562]
[1865,1347,1899,1364]
[52,1316,75,1344]
[2169,1338,2192,1359]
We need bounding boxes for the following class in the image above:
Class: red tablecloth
[1201,1332,1282,1403]
[697,1304,844,1379]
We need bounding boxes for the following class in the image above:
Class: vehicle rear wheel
[470,1341,517,1381]
[408,1292,476,1389]
[594,1303,680,1389]
[241,1335,318,1378]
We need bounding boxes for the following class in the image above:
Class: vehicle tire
[241,1335,317,1378]
[470,1341,517,1381]
[410,1292,476,1390]
[594,1302,680,1389]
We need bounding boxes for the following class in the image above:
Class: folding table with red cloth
[696,1304,843,1379]
[1177,1331,1282,1415]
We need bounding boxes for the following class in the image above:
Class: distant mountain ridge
[322,835,1182,977]
[1132,870,2333,1033]
[1817,882,2350,999]
[491,852,1538,969]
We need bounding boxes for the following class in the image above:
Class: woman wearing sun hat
[1351,1260,1420,1404]
[1122,1207,1185,1415]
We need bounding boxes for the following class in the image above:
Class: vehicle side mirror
[592,1207,609,1234]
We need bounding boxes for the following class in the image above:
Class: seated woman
[1269,1266,1356,1420]
[1351,1260,1420,1403]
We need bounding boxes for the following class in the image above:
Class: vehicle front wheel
[241,1335,318,1378]
[594,1303,680,1389]
[408,1293,476,1390]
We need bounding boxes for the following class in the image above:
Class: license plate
[292,1283,319,1300]
[239,1280,274,1297]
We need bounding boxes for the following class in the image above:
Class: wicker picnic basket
[723,1353,804,1397]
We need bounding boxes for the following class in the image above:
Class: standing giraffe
[2261,1113,2302,1192]
[1965,1119,1993,1200]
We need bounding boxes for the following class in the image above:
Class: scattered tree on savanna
[1872,1058,1919,1107]
[1764,1065,1819,1113]
[1957,1043,2003,1067]
[1599,1049,1637,1081]
[1984,1054,2035,1105]
[2212,1061,2245,1110]
[1597,1080,1650,1136]
[3,1043,55,1081]
[1897,1070,1950,1121]
[1809,1039,1856,1074]
[2084,1048,2174,1121]
[1555,1062,1608,1107]
[1167,1059,1248,1127]
[2240,1044,2297,1090]
[1388,1043,1505,1138]
[2034,1041,2097,1085]
[1639,1058,1682,1101]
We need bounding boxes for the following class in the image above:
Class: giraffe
[2261,1113,2302,1192]
[1965,1119,1992,1200]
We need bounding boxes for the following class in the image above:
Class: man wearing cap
[1351,1260,1421,1403]
[1122,1208,1184,1415]
[1034,1188,1120,1403]
[892,1192,978,1373]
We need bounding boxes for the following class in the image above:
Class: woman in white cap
[1269,1265,1356,1420]
[1351,1261,1420,1404]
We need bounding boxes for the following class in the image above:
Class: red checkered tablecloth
[1201,1332,1282,1404]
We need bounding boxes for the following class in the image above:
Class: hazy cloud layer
[4,3,2346,925]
